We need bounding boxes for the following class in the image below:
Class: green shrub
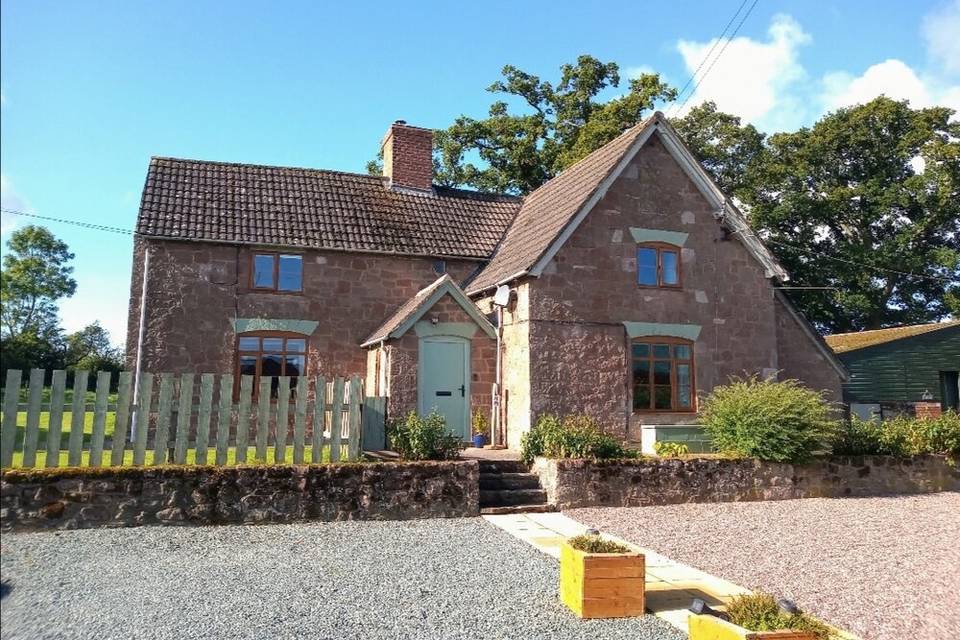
[520,414,638,464]
[834,411,960,459]
[654,442,689,458]
[566,535,630,554]
[725,592,834,640]
[699,376,839,463]
[387,411,464,461]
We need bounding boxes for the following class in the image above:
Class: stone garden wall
[533,455,959,509]
[1,460,479,532]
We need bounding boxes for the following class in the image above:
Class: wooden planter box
[559,540,645,619]
[688,613,818,640]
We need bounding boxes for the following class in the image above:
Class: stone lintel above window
[232,318,318,335]
[622,322,701,341]
[628,227,689,247]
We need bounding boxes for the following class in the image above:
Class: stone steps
[479,472,541,491]
[477,459,553,514]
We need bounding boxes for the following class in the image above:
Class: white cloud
[923,0,960,76]
[1,174,32,237]
[821,59,960,116]
[673,14,811,130]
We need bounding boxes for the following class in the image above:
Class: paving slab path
[0,518,684,640]
[570,492,960,640]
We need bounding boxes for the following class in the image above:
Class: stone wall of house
[382,292,495,425]
[520,134,840,440]
[533,455,960,509]
[1,461,479,532]
[773,294,845,401]
[125,237,482,380]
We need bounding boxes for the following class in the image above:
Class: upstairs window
[237,333,307,398]
[252,253,303,292]
[637,244,680,288]
[632,338,694,412]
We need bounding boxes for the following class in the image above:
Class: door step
[480,504,558,515]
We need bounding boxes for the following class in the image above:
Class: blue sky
[2,0,958,346]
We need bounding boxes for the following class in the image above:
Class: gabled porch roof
[361,274,496,347]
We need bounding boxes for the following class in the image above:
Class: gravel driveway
[570,492,960,640]
[0,518,683,640]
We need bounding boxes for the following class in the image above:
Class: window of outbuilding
[236,332,307,398]
[632,337,694,412]
[637,243,681,288]
[252,253,303,292]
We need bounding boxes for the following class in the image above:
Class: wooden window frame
[235,331,308,400]
[636,242,682,289]
[631,336,696,413]
[250,252,304,294]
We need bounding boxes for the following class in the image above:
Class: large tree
[671,101,766,202]
[745,98,960,332]
[1,225,77,340]
[370,56,676,194]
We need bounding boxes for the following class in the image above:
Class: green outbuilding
[825,321,960,420]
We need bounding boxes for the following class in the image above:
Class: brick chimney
[380,120,433,192]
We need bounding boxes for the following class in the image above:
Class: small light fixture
[430,316,439,325]
[921,389,934,401]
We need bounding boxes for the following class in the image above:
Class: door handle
[459,384,465,397]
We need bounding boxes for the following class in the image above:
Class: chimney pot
[380,121,433,192]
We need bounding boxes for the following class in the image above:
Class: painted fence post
[0,370,22,468]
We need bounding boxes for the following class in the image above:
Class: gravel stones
[570,493,960,640]
[0,518,683,640]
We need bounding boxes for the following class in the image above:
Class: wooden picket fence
[0,369,388,470]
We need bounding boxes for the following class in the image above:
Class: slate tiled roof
[363,275,452,345]
[825,321,960,354]
[466,116,657,294]
[361,274,494,346]
[136,157,521,259]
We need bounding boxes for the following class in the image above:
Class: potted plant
[560,534,645,619]
[688,592,834,640]
[471,411,489,448]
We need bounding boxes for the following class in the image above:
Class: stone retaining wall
[533,455,959,509]
[1,460,479,532]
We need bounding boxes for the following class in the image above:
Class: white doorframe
[417,335,471,439]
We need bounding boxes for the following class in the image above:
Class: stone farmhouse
[127,113,847,449]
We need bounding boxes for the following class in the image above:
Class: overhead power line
[732,229,955,285]
[669,0,761,117]
[1,208,133,236]
[668,0,750,114]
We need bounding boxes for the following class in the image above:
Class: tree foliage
[741,98,958,331]
[370,55,675,194]
[1,225,76,339]
[0,226,123,380]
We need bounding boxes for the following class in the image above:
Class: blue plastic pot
[472,434,486,448]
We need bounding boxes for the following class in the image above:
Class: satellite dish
[493,285,510,307]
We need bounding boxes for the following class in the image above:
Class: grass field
[9,444,343,469]
[3,410,357,469]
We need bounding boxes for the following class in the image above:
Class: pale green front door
[419,337,470,440]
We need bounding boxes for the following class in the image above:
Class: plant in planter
[689,592,835,640]
[654,441,689,458]
[560,534,645,619]
[471,411,489,448]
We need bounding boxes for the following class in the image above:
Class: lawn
[3,409,358,468]
[9,444,345,468]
